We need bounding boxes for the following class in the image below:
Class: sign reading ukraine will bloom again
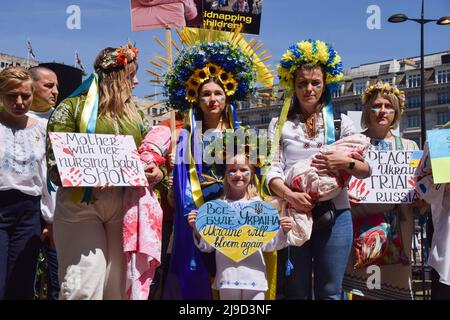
[196,200,279,262]
[49,132,148,187]
[348,150,423,204]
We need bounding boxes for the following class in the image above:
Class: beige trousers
[53,187,126,300]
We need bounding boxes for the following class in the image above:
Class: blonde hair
[93,47,139,120]
[0,66,33,94]
[222,154,259,200]
[361,91,402,129]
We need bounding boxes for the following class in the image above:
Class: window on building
[437,111,449,125]
[407,74,421,88]
[407,95,420,109]
[260,113,271,124]
[437,69,450,84]
[407,114,420,128]
[354,82,366,95]
[354,103,362,111]
[380,77,393,84]
[437,92,450,105]
[241,116,249,126]
[332,87,342,98]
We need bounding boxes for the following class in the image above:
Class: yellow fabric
[188,108,205,209]
[263,251,277,300]
[79,75,98,133]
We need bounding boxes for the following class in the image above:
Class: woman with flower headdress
[139,28,274,300]
[266,40,371,300]
[46,43,164,299]
[342,81,423,300]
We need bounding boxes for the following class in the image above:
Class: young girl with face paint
[187,154,293,300]
[342,81,424,300]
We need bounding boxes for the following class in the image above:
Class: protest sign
[195,200,279,262]
[427,127,450,183]
[49,132,148,187]
[348,150,422,204]
[130,0,202,32]
[201,0,263,34]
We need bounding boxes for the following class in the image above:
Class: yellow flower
[218,70,234,84]
[187,77,201,88]
[193,68,210,83]
[281,51,295,62]
[186,84,198,103]
[316,41,330,65]
[298,41,313,61]
[330,53,341,67]
[205,63,222,78]
[223,79,238,96]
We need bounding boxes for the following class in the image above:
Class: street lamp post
[388,0,450,148]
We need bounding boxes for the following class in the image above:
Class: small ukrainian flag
[410,151,423,168]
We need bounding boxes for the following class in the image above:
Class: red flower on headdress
[116,53,128,66]
[131,47,139,60]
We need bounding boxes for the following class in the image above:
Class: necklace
[300,112,319,139]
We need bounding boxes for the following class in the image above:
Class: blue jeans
[40,217,60,300]
[0,190,42,300]
[284,209,353,300]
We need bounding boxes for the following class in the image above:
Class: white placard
[49,132,148,187]
[348,150,422,204]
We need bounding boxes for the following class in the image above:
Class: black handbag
[312,200,336,231]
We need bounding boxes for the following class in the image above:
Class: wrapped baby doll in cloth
[280,133,370,247]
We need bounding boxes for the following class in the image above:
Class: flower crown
[97,43,138,71]
[362,81,405,113]
[206,126,271,169]
[277,39,344,92]
[163,41,255,111]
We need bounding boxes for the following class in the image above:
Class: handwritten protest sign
[427,128,450,184]
[49,132,148,187]
[196,200,279,262]
[348,150,422,204]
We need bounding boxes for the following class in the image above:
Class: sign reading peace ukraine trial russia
[196,200,279,262]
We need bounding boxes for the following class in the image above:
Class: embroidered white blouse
[0,120,48,200]
[266,113,357,210]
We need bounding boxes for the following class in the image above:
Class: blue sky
[1,0,449,99]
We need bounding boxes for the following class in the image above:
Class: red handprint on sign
[60,168,83,186]
[348,178,370,201]
[407,176,416,188]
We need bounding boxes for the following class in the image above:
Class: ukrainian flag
[427,127,450,184]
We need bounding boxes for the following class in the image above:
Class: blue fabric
[40,217,60,300]
[283,209,353,300]
[0,190,41,300]
[323,88,336,145]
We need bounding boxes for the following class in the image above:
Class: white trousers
[54,187,126,300]
[219,289,265,300]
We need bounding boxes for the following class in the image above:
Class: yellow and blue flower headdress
[146,27,274,113]
[278,39,344,92]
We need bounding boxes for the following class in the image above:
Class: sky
[1,0,449,99]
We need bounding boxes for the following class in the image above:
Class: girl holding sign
[188,154,292,300]
[267,40,371,300]
[343,81,421,300]
[141,28,275,299]
[0,67,46,299]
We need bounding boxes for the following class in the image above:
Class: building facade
[0,52,40,71]
[236,51,450,146]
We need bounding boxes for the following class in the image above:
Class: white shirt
[27,107,56,223]
[0,120,48,201]
[266,113,357,210]
[414,141,450,285]
[195,198,287,291]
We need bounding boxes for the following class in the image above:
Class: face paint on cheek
[313,84,322,90]
[387,110,396,118]
[227,172,236,177]
[200,97,209,104]
[370,108,379,114]
[243,171,250,177]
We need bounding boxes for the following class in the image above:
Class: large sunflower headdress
[146,27,274,114]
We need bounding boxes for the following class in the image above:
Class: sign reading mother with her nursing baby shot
[49,132,148,187]
[348,150,423,204]
[195,200,279,262]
